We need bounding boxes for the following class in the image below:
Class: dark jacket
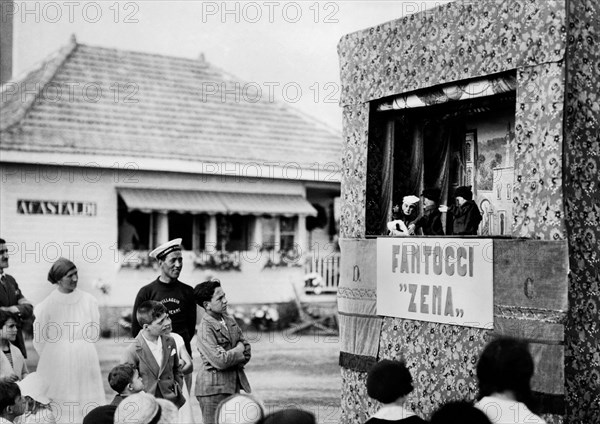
[412,205,444,235]
[132,278,196,354]
[448,200,482,235]
[121,333,186,408]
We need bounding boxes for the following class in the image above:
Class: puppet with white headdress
[387,195,420,236]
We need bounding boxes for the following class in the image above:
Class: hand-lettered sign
[377,238,494,329]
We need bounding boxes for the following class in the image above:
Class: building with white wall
[0,37,341,306]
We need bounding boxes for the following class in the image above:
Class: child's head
[477,337,535,407]
[194,279,222,310]
[0,381,26,420]
[0,311,18,342]
[16,373,51,415]
[259,409,315,424]
[366,359,414,404]
[108,364,144,395]
[430,401,492,424]
[115,393,178,424]
[136,301,171,337]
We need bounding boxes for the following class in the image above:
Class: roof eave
[0,149,341,184]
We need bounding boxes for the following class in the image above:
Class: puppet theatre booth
[336,1,598,423]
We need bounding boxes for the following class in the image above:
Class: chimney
[0,0,14,84]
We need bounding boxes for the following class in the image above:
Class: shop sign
[17,199,97,217]
[377,238,493,329]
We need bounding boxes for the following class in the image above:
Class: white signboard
[377,238,494,329]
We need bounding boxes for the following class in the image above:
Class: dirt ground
[25,328,341,423]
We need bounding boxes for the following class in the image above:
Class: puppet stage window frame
[365,72,517,237]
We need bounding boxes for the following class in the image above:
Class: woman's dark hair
[193,279,222,308]
[258,408,315,424]
[430,401,492,424]
[366,359,414,404]
[0,310,17,329]
[476,337,537,412]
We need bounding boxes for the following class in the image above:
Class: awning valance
[118,188,317,216]
[218,192,317,216]
[377,74,517,111]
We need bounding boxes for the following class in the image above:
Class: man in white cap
[131,238,196,355]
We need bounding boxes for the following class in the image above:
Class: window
[261,217,277,250]
[117,197,149,250]
[117,195,211,251]
[499,211,506,235]
[261,216,297,251]
[217,214,249,251]
[194,215,207,252]
[280,217,296,252]
[366,76,516,236]
[168,212,193,250]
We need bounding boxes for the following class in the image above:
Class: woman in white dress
[33,258,105,424]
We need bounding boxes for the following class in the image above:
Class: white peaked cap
[149,238,182,259]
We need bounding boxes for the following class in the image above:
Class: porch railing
[304,252,341,292]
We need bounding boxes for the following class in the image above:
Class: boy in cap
[114,393,179,424]
[132,238,196,356]
[439,185,482,235]
[16,372,57,423]
[387,195,420,236]
[365,360,426,423]
[409,188,444,236]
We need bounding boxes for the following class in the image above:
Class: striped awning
[118,188,317,216]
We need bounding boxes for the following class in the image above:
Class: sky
[9,1,450,131]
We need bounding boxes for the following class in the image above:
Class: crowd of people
[1,237,546,424]
[364,337,547,424]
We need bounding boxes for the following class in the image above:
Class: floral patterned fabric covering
[378,318,491,419]
[513,62,567,239]
[337,0,599,423]
[338,0,566,107]
[341,367,378,424]
[563,1,600,423]
[340,104,369,240]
